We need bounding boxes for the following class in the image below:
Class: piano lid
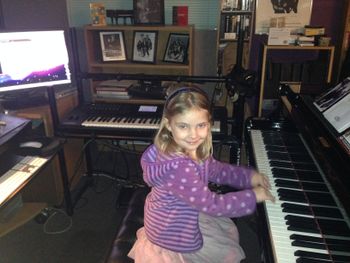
[279,83,350,215]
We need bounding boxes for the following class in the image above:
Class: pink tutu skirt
[128,213,245,263]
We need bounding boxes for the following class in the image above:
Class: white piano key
[81,116,222,133]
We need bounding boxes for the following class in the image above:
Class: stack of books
[94,79,137,99]
[303,26,325,37]
[296,35,315,46]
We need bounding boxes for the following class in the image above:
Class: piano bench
[105,187,150,263]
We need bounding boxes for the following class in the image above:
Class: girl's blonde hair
[154,85,213,160]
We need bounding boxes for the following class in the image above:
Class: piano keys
[59,103,227,140]
[248,125,350,263]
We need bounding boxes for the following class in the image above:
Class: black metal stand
[223,5,257,163]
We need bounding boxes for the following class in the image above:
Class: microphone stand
[224,9,257,158]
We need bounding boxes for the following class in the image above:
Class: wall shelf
[84,24,194,76]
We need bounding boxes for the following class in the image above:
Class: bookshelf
[84,25,194,76]
[217,0,255,74]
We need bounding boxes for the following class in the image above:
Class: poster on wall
[255,0,313,34]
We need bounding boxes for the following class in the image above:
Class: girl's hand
[253,186,275,203]
[251,171,271,190]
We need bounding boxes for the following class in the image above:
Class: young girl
[128,86,275,263]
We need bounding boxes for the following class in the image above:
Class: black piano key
[296,257,334,263]
[295,250,350,262]
[286,215,350,236]
[286,215,318,230]
[270,160,318,171]
[292,240,327,250]
[275,179,301,189]
[291,234,350,246]
[272,168,323,182]
[295,251,330,260]
[270,160,293,168]
[266,144,306,154]
[289,154,313,163]
[267,151,313,163]
[275,179,328,192]
[282,203,343,219]
[279,189,308,203]
[278,188,336,206]
[272,167,298,179]
[291,234,350,252]
[282,202,312,215]
[262,130,302,143]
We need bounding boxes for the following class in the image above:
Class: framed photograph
[255,0,313,34]
[100,31,126,61]
[163,33,189,64]
[132,31,158,63]
[133,0,164,25]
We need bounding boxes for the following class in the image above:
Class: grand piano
[245,84,350,263]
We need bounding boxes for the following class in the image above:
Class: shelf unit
[84,25,194,76]
[217,0,255,74]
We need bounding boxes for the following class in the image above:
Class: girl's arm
[163,161,257,217]
[207,157,255,189]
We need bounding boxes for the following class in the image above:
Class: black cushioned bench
[105,187,150,263]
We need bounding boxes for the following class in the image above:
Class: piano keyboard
[0,156,48,206]
[250,129,350,263]
[81,116,222,132]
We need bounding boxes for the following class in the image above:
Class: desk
[8,91,85,207]
[258,44,335,117]
[0,138,71,236]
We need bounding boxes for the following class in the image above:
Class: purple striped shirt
[141,144,257,252]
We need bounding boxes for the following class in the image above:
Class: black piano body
[245,86,350,263]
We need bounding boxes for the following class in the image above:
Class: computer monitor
[0,29,72,93]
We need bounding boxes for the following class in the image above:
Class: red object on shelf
[173,6,188,26]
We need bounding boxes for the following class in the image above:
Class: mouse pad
[16,137,61,157]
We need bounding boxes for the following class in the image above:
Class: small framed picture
[163,33,189,64]
[132,31,158,63]
[100,31,126,61]
[133,0,164,25]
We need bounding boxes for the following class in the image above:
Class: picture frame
[132,31,158,63]
[163,33,189,64]
[133,0,164,25]
[99,31,126,61]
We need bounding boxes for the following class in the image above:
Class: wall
[250,0,345,81]
[0,0,69,30]
[67,0,220,30]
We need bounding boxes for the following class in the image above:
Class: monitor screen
[0,30,71,93]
